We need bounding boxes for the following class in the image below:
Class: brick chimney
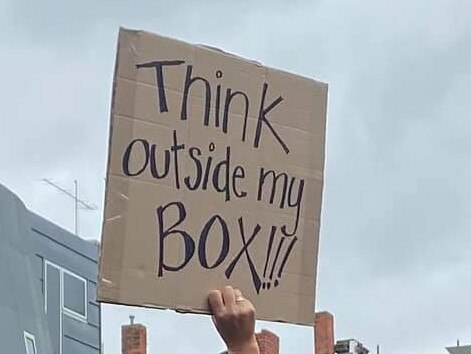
[256,329,279,354]
[314,312,334,354]
[122,315,147,354]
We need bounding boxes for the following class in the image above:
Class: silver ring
[235,297,245,303]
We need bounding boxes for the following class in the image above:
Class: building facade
[334,339,369,354]
[447,345,471,354]
[0,183,101,354]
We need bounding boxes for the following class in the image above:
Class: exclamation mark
[268,237,285,289]
[275,236,298,287]
[262,226,277,290]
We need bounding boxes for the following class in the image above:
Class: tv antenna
[42,179,98,236]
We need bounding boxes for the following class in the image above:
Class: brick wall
[122,322,147,354]
[314,312,334,354]
[256,329,279,354]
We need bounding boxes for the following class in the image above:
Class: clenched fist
[208,286,260,354]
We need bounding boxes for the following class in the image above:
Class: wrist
[227,336,259,354]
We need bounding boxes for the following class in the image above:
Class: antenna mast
[42,179,97,235]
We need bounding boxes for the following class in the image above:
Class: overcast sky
[1,0,471,353]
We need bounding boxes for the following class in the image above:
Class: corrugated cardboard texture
[98,27,328,326]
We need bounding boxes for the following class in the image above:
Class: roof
[447,346,471,354]
[29,211,99,260]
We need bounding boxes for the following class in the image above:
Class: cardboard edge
[118,27,328,87]
[312,82,329,314]
[97,27,121,271]
[118,26,264,66]
[97,27,131,298]
[96,296,314,326]
[197,44,264,67]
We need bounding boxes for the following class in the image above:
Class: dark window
[63,271,86,319]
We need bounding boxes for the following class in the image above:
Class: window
[63,270,87,320]
[44,260,88,324]
[23,332,37,354]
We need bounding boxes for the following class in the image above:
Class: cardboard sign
[98,28,328,325]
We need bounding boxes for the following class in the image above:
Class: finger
[234,288,246,306]
[208,290,224,314]
[222,285,236,307]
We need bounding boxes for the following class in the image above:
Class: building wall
[0,183,101,354]
[31,212,101,354]
[0,183,54,354]
[447,346,471,354]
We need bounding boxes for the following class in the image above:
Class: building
[122,316,147,354]
[447,345,471,354]
[334,339,369,354]
[0,183,101,354]
[314,311,369,354]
